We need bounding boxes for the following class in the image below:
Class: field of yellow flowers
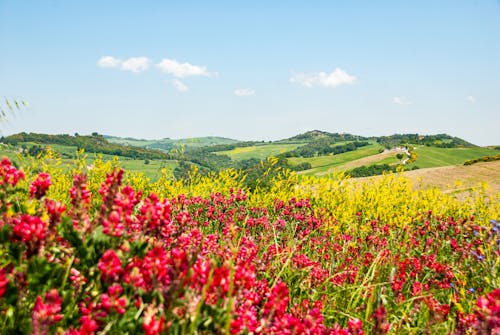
[0,154,499,334]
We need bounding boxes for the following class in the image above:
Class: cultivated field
[217,143,302,161]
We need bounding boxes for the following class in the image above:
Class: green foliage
[1,132,168,160]
[281,139,370,158]
[348,164,419,177]
[284,130,367,142]
[376,133,475,148]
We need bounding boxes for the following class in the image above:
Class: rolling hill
[1,130,497,183]
[105,135,239,151]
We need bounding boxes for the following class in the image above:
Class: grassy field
[118,159,177,179]
[291,145,499,176]
[0,144,177,180]
[406,146,499,168]
[216,143,302,161]
[289,143,385,175]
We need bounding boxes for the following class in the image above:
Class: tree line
[1,132,168,160]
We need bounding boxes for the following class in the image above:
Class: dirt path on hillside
[356,160,500,197]
[318,148,406,176]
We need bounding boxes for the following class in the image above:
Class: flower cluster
[30,172,51,199]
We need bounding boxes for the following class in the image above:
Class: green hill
[405,146,499,168]
[1,132,168,160]
[2,130,496,181]
[105,135,239,151]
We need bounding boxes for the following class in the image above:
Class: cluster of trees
[376,134,474,149]
[1,132,168,160]
[281,139,370,158]
[169,148,233,173]
[347,164,419,178]
[200,141,259,153]
[286,130,367,142]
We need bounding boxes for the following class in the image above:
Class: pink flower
[0,268,8,298]
[70,174,91,206]
[44,199,66,226]
[143,306,166,335]
[97,249,122,282]
[100,283,127,314]
[29,172,51,199]
[69,268,87,289]
[12,214,47,244]
[0,157,25,186]
[31,289,63,335]
[348,318,363,333]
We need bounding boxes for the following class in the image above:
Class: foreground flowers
[0,157,498,334]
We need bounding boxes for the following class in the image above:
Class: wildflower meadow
[0,155,499,334]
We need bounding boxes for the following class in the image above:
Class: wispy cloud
[97,56,150,73]
[157,58,211,78]
[290,68,357,88]
[171,79,189,93]
[392,96,412,105]
[97,56,122,68]
[467,95,476,103]
[234,88,255,97]
[121,57,151,73]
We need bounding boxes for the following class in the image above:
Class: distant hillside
[105,135,239,151]
[1,132,168,160]
[1,130,493,182]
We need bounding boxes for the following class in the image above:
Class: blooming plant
[0,156,498,334]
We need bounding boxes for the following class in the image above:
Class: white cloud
[98,56,150,73]
[120,57,151,73]
[290,68,357,88]
[97,56,122,68]
[467,95,476,103]
[157,58,211,78]
[393,96,412,105]
[171,79,189,93]
[234,88,255,97]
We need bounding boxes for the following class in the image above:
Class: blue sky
[1,1,499,145]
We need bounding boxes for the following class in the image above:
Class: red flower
[45,199,66,226]
[100,283,127,314]
[348,318,364,335]
[143,306,166,335]
[12,214,47,244]
[0,268,8,298]
[473,288,500,333]
[29,172,51,199]
[31,289,63,335]
[0,157,25,186]
[411,281,422,296]
[98,249,122,282]
[70,174,91,206]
